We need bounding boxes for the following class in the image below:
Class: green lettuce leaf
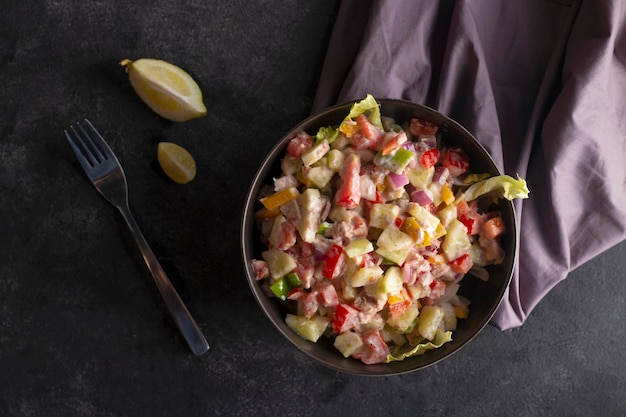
[463,172,491,184]
[385,329,453,363]
[315,125,340,144]
[340,93,383,130]
[459,174,529,203]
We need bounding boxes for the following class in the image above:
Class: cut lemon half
[120,58,207,122]
[157,142,197,184]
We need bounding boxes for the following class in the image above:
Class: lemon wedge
[157,142,197,184]
[120,58,207,122]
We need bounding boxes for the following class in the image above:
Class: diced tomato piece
[449,253,473,274]
[286,131,314,157]
[420,148,440,169]
[381,132,407,155]
[355,114,383,144]
[442,149,469,176]
[322,244,345,279]
[409,118,439,136]
[360,329,391,364]
[331,303,360,333]
[481,216,506,239]
[335,153,361,209]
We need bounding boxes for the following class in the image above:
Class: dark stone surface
[1,1,625,416]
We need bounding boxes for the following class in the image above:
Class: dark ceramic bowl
[241,99,517,376]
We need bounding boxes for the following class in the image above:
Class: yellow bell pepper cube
[260,187,299,211]
[440,183,455,206]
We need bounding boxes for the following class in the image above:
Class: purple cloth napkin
[312,0,626,329]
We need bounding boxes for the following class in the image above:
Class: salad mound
[252,95,528,365]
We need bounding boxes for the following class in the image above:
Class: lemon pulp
[157,142,197,184]
[120,58,207,122]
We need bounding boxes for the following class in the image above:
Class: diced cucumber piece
[285,314,330,343]
[375,226,414,265]
[306,165,334,188]
[301,139,330,166]
[326,149,345,172]
[369,203,401,229]
[333,331,364,358]
[406,166,434,188]
[346,265,384,287]
[345,237,374,258]
[441,219,472,261]
[262,248,297,279]
[418,305,444,340]
[407,203,442,237]
[437,204,457,228]
[377,266,404,296]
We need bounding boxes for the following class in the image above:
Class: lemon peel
[157,142,197,184]
[120,58,207,122]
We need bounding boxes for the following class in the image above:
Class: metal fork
[65,119,209,356]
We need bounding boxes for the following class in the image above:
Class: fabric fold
[312,0,626,329]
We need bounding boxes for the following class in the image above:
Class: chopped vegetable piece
[260,187,299,211]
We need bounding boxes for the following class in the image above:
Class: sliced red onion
[387,172,409,189]
[410,188,433,206]
[418,135,437,149]
[432,166,450,185]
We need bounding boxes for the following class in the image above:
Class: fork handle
[118,206,209,356]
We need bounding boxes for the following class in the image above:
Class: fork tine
[79,119,110,163]
[65,127,98,173]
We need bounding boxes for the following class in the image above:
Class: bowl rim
[241,98,517,376]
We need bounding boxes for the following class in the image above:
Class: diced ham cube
[360,329,390,364]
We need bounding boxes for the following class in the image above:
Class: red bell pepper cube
[322,244,345,279]
[331,303,360,333]
[449,253,473,274]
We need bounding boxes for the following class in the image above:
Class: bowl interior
[241,99,516,375]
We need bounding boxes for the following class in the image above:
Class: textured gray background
[1,1,625,416]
